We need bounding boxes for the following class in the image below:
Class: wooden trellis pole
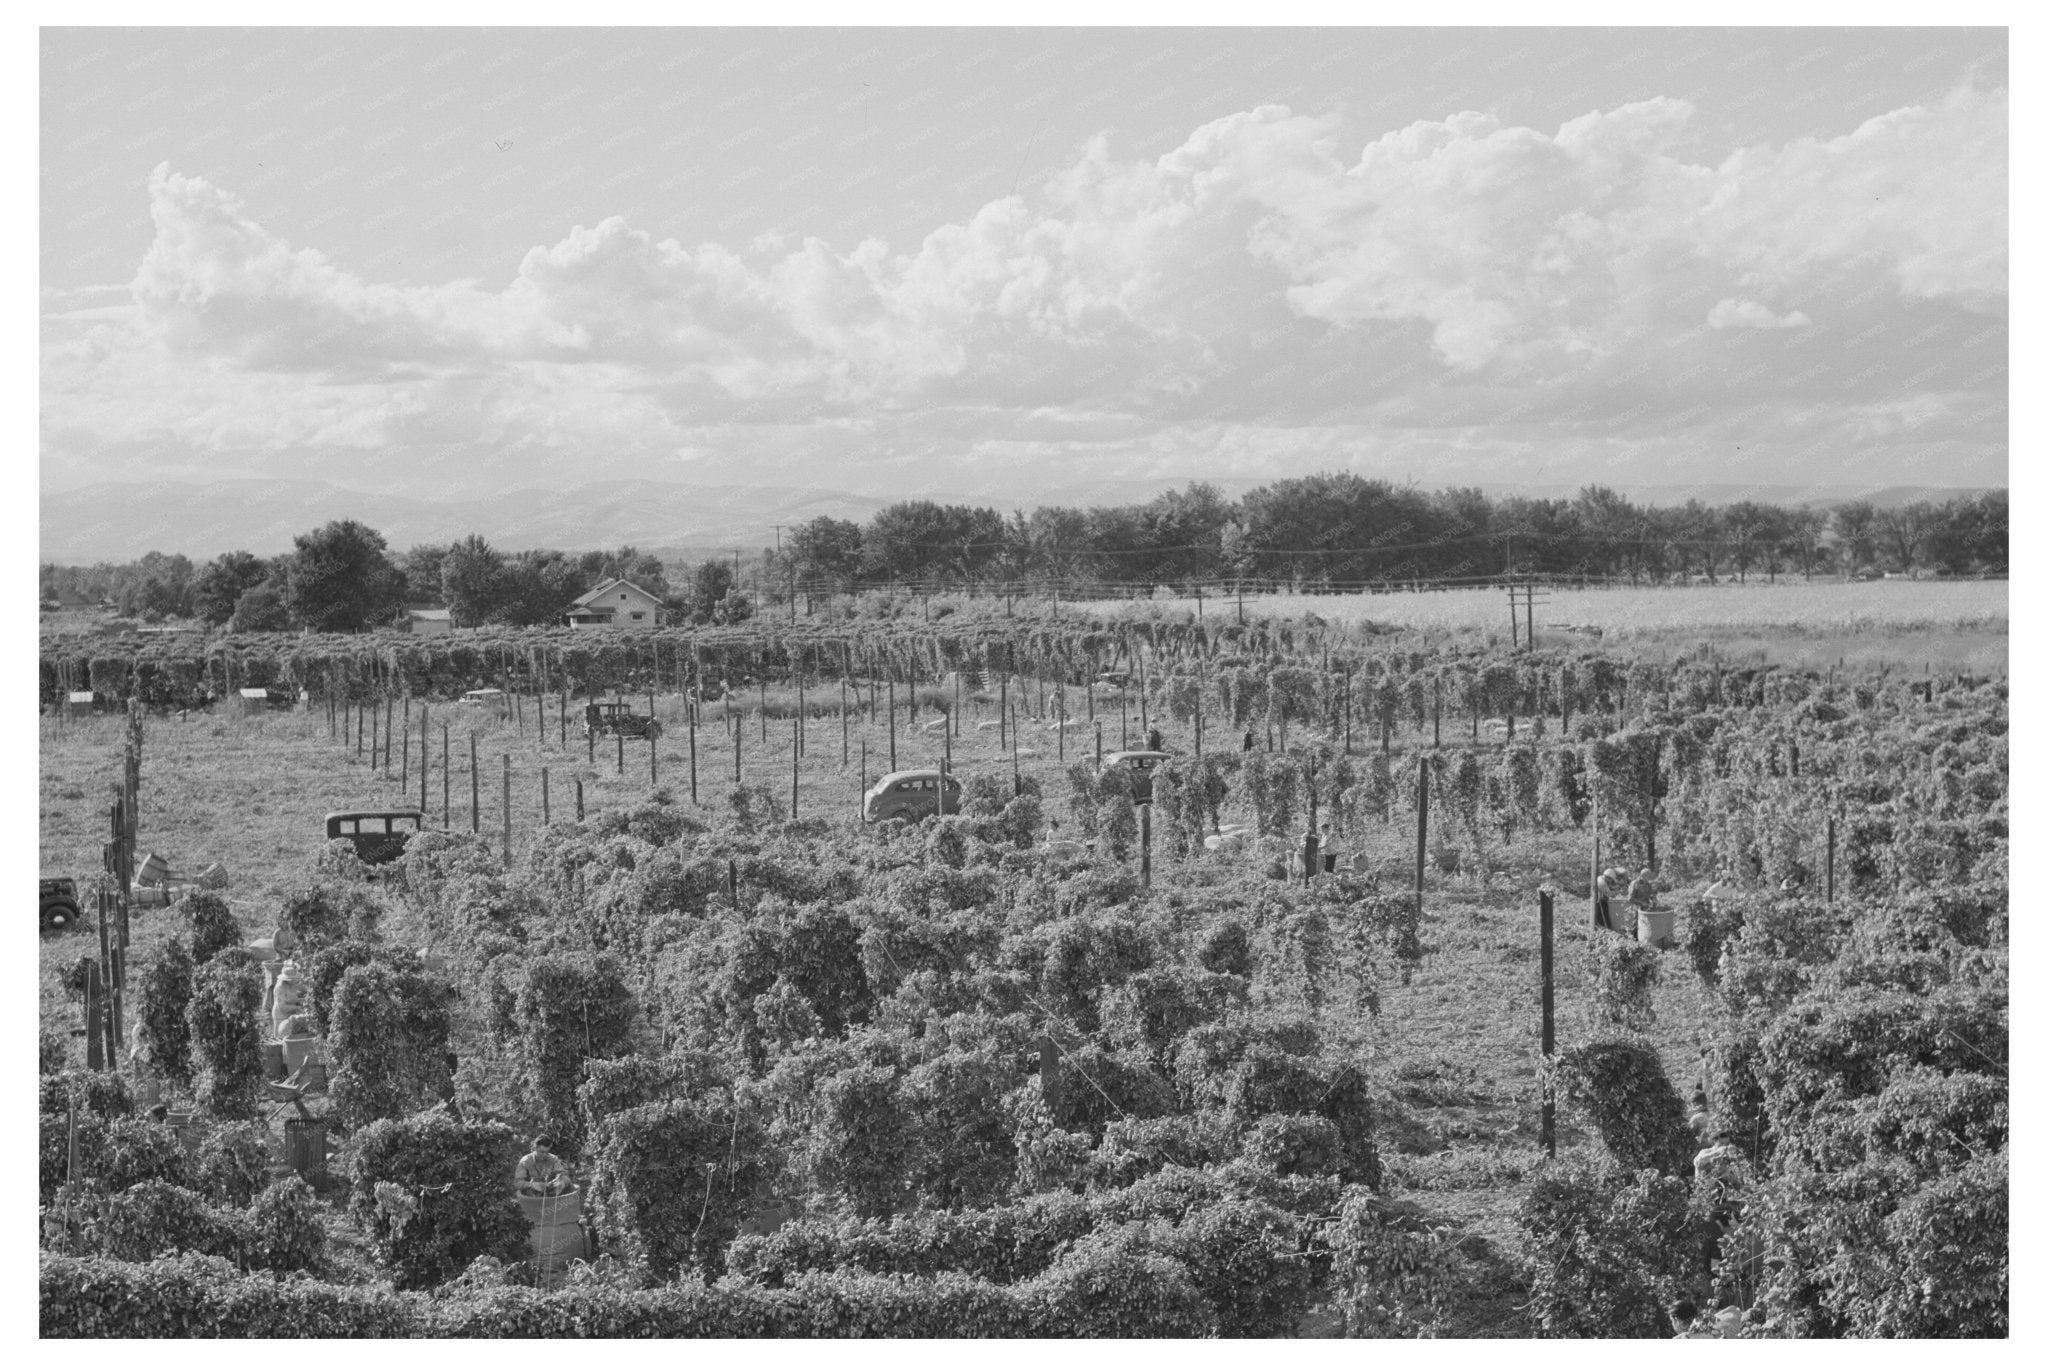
[1539,888,1556,1159]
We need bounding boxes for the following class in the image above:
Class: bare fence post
[1539,888,1556,1159]
[501,754,512,868]
[470,732,480,834]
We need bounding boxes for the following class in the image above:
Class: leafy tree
[497,549,592,626]
[1830,500,1878,572]
[788,516,864,588]
[193,550,270,625]
[860,500,1011,582]
[686,559,736,625]
[440,534,505,628]
[1874,503,1932,573]
[400,543,449,601]
[228,584,292,633]
[284,520,406,632]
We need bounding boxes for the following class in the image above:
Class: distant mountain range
[37,476,1997,566]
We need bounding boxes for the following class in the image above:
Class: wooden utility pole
[400,698,410,790]
[1826,814,1836,902]
[791,717,800,818]
[1539,888,1556,1158]
[887,676,898,771]
[442,724,450,827]
[469,732,480,834]
[369,700,378,770]
[500,755,512,867]
[688,703,698,804]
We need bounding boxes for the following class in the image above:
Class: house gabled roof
[407,608,452,622]
[569,576,663,611]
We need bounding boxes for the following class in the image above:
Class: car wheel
[41,900,75,932]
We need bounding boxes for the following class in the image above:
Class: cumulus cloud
[1707,298,1811,330]
[43,87,2008,496]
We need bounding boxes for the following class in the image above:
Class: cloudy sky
[41,26,2008,509]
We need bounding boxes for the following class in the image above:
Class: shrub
[83,1116,193,1196]
[329,962,454,1129]
[193,1121,273,1207]
[1326,1191,1458,1337]
[1018,1226,1218,1338]
[186,956,265,1118]
[78,1179,243,1264]
[1555,1040,1696,1178]
[248,1174,327,1276]
[134,935,196,1088]
[509,953,639,1156]
[179,890,241,966]
[1518,1156,1707,1338]
[587,1097,768,1284]
[343,1111,529,1291]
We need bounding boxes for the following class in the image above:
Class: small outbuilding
[233,687,270,716]
[402,608,453,637]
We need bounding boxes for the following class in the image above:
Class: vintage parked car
[1098,749,1169,803]
[460,688,511,717]
[862,769,963,824]
[41,876,80,931]
[583,700,662,741]
[324,810,423,866]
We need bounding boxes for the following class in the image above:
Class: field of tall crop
[39,616,2007,1338]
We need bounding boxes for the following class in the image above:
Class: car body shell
[324,810,424,865]
[863,769,963,823]
[1099,750,1169,802]
[461,688,511,717]
[583,701,662,741]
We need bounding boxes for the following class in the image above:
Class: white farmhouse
[567,576,666,628]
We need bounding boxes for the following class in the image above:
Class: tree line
[770,479,2007,591]
[40,477,2007,629]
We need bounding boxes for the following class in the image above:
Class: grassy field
[40,688,1722,1333]
[1080,579,2008,669]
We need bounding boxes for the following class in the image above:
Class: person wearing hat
[516,1137,571,1196]
[271,960,309,1037]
